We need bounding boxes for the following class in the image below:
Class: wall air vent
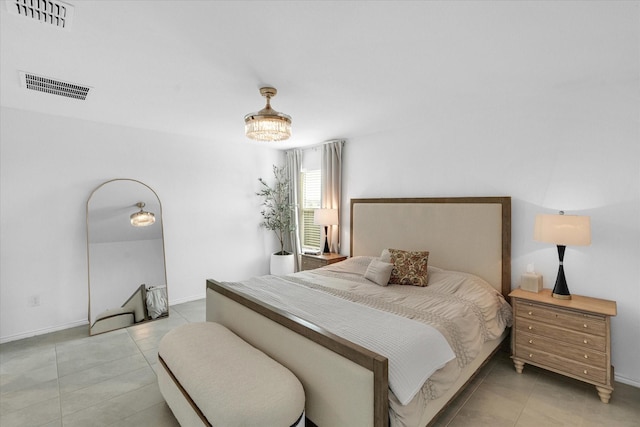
[20,71,91,100]
[7,0,75,30]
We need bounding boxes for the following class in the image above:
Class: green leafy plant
[257,165,295,255]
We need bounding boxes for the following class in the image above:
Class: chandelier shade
[244,87,292,141]
[130,202,156,227]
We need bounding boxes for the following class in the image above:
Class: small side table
[300,253,347,271]
[509,288,617,403]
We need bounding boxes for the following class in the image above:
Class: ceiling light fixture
[130,202,155,227]
[244,87,292,141]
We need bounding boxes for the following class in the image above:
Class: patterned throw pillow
[386,249,430,286]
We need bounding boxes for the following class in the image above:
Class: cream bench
[158,322,305,426]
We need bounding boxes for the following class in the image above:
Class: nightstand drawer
[515,345,607,384]
[515,318,605,351]
[515,300,606,336]
[300,253,348,271]
[515,332,606,367]
[301,257,325,270]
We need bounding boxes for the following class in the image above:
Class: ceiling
[0,1,636,150]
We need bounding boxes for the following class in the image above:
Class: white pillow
[364,258,394,286]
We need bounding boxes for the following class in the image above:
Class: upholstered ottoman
[157,322,305,427]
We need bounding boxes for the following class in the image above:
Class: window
[301,169,321,249]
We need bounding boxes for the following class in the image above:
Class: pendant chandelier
[244,87,292,141]
[130,202,155,227]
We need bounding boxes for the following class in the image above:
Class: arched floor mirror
[87,179,168,335]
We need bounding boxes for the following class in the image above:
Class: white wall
[341,87,639,385]
[0,107,282,341]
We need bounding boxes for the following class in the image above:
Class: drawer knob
[584,355,589,359]
[528,311,533,315]
[584,339,588,344]
[528,326,533,330]
[529,354,533,358]
[584,370,588,374]
[583,324,588,328]
[529,339,533,344]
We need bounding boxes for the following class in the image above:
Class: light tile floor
[1,299,638,426]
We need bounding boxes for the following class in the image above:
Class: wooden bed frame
[206,197,511,427]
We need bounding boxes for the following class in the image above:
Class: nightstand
[509,288,617,403]
[300,253,347,271]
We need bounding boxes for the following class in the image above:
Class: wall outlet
[27,295,40,307]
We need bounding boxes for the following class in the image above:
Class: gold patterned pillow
[386,249,430,286]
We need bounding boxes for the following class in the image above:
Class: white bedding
[221,256,512,426]
[223,274,454,405]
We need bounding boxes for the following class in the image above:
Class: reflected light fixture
[130,202,155,227]
[244,87,292,141]
[314,208,339,254]
[534,211,591,300]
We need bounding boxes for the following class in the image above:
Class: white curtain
[321,140,345,254]
[285,149,302,272]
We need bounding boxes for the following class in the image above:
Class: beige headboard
[350,197,511,297]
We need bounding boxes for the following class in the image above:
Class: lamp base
[322,226,331,254]
[551,245,571,300]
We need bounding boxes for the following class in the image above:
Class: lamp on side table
[534,211,591,300]
[314,208,338,254]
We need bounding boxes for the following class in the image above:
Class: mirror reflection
[87,179,168,335]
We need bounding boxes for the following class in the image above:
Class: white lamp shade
[534,214,591,246]
[314,208,338,226]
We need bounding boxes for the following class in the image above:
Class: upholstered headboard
[350,197,511,297]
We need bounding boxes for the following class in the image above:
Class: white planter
[270,253,295,275]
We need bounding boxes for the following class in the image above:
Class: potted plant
[257,165,296,275]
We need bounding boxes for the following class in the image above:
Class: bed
[206,197,512,427]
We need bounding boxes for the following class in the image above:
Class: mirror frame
[86,178,168,335]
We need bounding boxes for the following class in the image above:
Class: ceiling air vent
[7,0,75,30]
[20,71,91,100]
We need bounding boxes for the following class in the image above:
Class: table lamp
[314,208,338,254]
[534,211,591,300]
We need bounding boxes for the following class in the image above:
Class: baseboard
[169,293,205,306]
[0,319,88,344]
[615,374,640,388]
[0,295,205,345]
